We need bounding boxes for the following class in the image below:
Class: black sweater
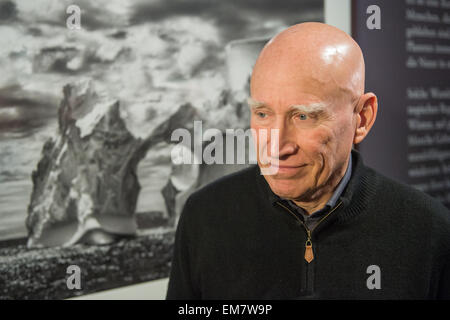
[166,150,450,299]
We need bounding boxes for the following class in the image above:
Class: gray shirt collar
[324,153,352,209]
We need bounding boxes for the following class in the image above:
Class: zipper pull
[304,231,314,263]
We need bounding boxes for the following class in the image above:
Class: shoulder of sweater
[366,166,450,228]
[188,165,259,204]
[179,166,260,231]
[348,165,450,254]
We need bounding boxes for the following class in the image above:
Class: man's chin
[263,176,308,200]
[272,189,304,201]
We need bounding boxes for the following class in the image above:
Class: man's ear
[353,92,378,145]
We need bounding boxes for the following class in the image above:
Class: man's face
[250,79,356,202]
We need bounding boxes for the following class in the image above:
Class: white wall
[324,0,352,35]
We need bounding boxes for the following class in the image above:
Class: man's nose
[273,121,298,159]
[278,142,298,158]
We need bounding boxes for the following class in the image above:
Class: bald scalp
[251,22,365,106]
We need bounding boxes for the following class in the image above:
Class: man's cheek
[306,128,334,149]
[295,131,326,152]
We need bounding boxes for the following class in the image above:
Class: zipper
[276,200,343,296]
[276,200,343,263]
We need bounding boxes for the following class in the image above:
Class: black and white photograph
[0,0,324,299]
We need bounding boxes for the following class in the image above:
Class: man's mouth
[267,164,307,174]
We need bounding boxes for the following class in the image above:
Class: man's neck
[292,190,334,215]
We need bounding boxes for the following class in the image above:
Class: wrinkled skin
[250,22,378,214]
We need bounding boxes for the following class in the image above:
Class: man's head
[249,22,377,212]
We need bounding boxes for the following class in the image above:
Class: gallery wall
[354,0,450,208]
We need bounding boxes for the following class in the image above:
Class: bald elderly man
[166,23,450,299]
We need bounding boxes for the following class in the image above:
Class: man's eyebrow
[289,103,328,114]
[247,97,267,109]
[247,98,328,114]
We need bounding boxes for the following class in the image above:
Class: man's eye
[298,114,308,120]
[256,112,267,118]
